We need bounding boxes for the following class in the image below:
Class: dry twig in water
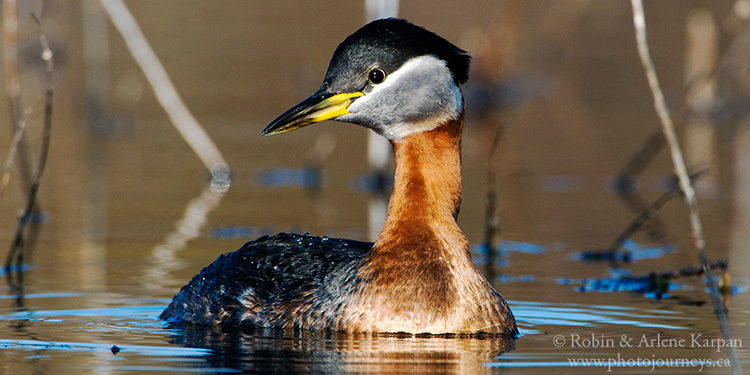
[630,1,741,373]
[5,14,55,270]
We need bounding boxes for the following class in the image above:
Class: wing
[160,233,372,327]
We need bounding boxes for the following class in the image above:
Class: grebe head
[262,18,470,140]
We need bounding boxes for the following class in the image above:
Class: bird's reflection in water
[169,325,515,373]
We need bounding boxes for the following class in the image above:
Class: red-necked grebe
[160,18,517,336]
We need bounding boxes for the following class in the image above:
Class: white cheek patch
[345,55,463,140]
[378,116,453,140]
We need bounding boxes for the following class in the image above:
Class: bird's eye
[368,69,386,84]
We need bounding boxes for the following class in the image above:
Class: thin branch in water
[5,13,55,270]
[616,189,668,241]
[630,1,741,373]
[31,13,54,185]
[665,259,727,279]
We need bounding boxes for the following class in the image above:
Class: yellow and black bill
[262,91,364,136]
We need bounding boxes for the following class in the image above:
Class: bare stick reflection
[144,180,227,293]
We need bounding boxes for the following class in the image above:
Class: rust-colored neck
[339,112,516,334]
[371,113,466,260]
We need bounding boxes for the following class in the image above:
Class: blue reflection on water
[0,305,164,321]
[0,263,34,276]
[510,300,692,332]
[538,174,678,193]
[473,240,547,267]
[254,168,322,188]
[572,239,674,263]
[0,292,85,300]
[557,267,686,299]
[498,241,546,254]
[0,338,209,357]
[497,274,536,283]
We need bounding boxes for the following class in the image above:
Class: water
[0,1,748,374]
